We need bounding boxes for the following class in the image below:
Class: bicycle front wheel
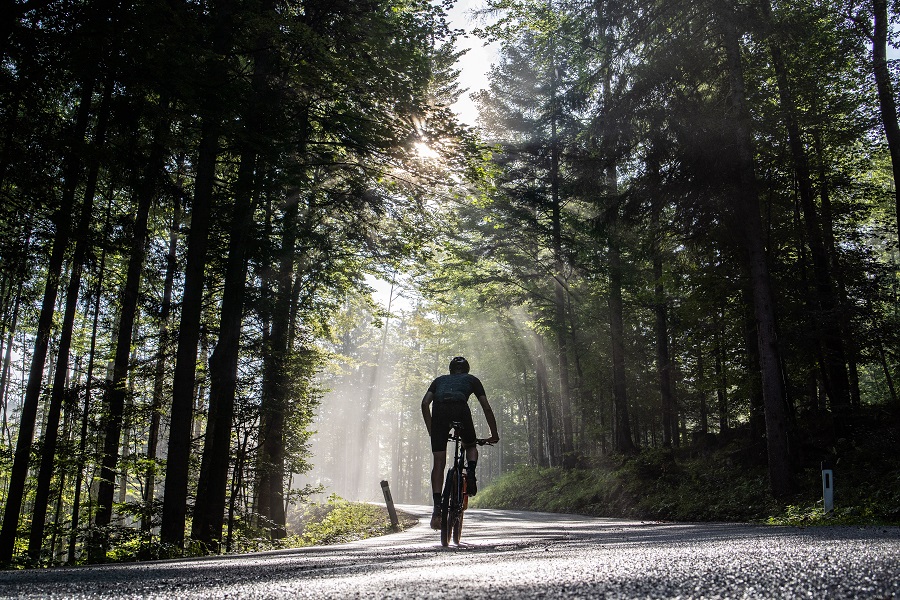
[439,468,456,547]
[440,507,450,547]
[452,509,463,544]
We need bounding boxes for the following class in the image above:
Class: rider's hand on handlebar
[485,434,499,445]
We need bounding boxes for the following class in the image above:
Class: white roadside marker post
[821,460,834,515]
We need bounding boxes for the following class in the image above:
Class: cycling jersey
[427,374,484,452]
[428,373,486,403]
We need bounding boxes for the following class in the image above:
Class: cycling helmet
[448,356,470,374]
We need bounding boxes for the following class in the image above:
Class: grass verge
[228,495,417,555]
[470,429,900,526]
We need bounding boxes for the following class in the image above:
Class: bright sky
[367,4,500,311]
[447,0,499,126]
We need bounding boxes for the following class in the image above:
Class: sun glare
[414,141,440,160]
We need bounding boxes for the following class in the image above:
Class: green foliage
[474,433,900,526]
[105,532,191,564]
[4,0,900,569]
[228,496,411,554]
[99,496,410,560]
[472,451,778,522]
[767,504,888,527]
[295,495,400,546]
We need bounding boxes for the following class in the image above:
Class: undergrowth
[222,495,416,555]
[471,421,900,526]
[101,495,413,564]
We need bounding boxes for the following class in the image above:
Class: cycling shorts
[430,402,476,453]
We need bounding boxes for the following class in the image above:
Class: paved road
[1,505,898,599]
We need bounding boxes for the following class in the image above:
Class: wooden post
[380,480,399,532]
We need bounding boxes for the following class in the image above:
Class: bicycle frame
[440,421,489,547]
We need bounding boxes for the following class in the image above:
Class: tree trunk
[721,4,793,497]
[192,150,257,548]
[549,59,574,460]
[257,193,297,539]
[142,187,181,533]
[650,180,676,448]
[160,118,218,547]
[28,78,112,565]
[609,234,635,454]
[67,193,113,564]
[531,336,547,467]
[534,333,554,466]
[0,263,25,446]
[872,0,900,243]
[762,0,851,413]
[94,106,168,556]
[715,314,728,433]
[0,69,96,566]
[879,345,898,405]
[225,427,251,553]
[193,0,279,544]
[742,290,766,443]
[697,339,708,435]
[161,0,236,546]
[607,162,636,455]
[811,129,862,408]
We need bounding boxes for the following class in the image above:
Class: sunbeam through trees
[0,0,898,568]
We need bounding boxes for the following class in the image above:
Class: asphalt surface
[1,504,898,599]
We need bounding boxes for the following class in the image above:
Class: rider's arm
[476,394,500,443]
[421,391,434,436]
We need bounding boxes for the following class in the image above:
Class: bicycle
[440,421,492,547]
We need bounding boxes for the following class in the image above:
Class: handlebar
[446,433,495,446]
[447,421,496,445]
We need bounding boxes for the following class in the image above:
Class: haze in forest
[0,0,899,570]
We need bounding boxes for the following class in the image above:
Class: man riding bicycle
[422,356,500,529]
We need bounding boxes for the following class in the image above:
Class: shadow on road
[1,506,897,599]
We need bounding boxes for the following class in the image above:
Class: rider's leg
[460,408,479,495]
[431,451,447,495]
[465,444,479,495]
[430,451,446,528]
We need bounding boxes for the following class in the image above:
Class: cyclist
[421,356,500,529]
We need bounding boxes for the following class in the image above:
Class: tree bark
[93,108,168,554]
[192,150,257,548]
[608,233,636,454]
[28,78,112,565]
[607,162,636,455]
[650,177,676,448]
[715,314,728,433]
[142,188,180,533]
[534,332,553,466]
[0,256,25,446]
[872,0,900,243]
[160,0,240,544]
[257,193,297,539]
[0,69,96,566]
[549,49,575,460]
[67,193,113,564]
[697,339,708,435]
[721,4,793,497]
[740,289,766,443]
[160,119,218,547]
[761,0,851,413]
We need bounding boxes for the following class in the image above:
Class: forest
[0,0,898,567]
